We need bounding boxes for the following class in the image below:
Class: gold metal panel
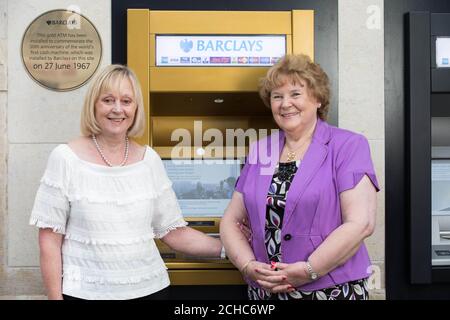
[150,92,269,116]
[149,11,291,34]
[292,10,314,59]
[286,34,293,54]
[168,269,245,285]
[152,116,250,146]
[127,9,150,146]
[149,67,269,92]
[154,146,248,160]
[149,34,156,67]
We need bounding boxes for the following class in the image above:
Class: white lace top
[29,144,187,300]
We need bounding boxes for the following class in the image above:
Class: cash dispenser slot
[439,217,450,239]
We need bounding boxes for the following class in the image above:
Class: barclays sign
[157,35,286,67]
[180,38,264,53]
[196,39,263,52]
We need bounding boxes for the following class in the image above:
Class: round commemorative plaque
[21,9,102,91]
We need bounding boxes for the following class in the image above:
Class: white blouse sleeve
[148,150,187,238]
[29,145,71,234]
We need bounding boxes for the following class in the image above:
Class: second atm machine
[407,12,450,284]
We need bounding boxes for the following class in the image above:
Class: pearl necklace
[91,134,129,167]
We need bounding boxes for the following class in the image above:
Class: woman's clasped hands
[243,260,311,294]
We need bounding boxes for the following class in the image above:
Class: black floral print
[265,161,298,263]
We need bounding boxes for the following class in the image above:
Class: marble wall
[1,0,111,295]
[338,0,385,299]
[0,0,8,295]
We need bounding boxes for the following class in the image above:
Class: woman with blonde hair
[30,64,224,300]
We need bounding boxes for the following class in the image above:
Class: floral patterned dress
[247,160,369,300]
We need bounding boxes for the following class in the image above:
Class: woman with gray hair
[29,64,223,300]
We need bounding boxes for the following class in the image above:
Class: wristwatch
[305,260,319,280]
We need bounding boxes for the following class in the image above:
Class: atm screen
[432,159,450,214]
[162,159,242,217]
[436,37,450,68]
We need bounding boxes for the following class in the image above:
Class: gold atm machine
[127,9,314,298]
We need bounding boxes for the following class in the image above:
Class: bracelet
[240,259,256,276]
[305,260,319,281]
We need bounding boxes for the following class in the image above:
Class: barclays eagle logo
[180,39,193,53]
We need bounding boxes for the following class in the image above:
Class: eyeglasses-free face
[270,78,320,136]
[94,77,137,138]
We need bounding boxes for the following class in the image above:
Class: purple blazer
[235,119,380,291]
